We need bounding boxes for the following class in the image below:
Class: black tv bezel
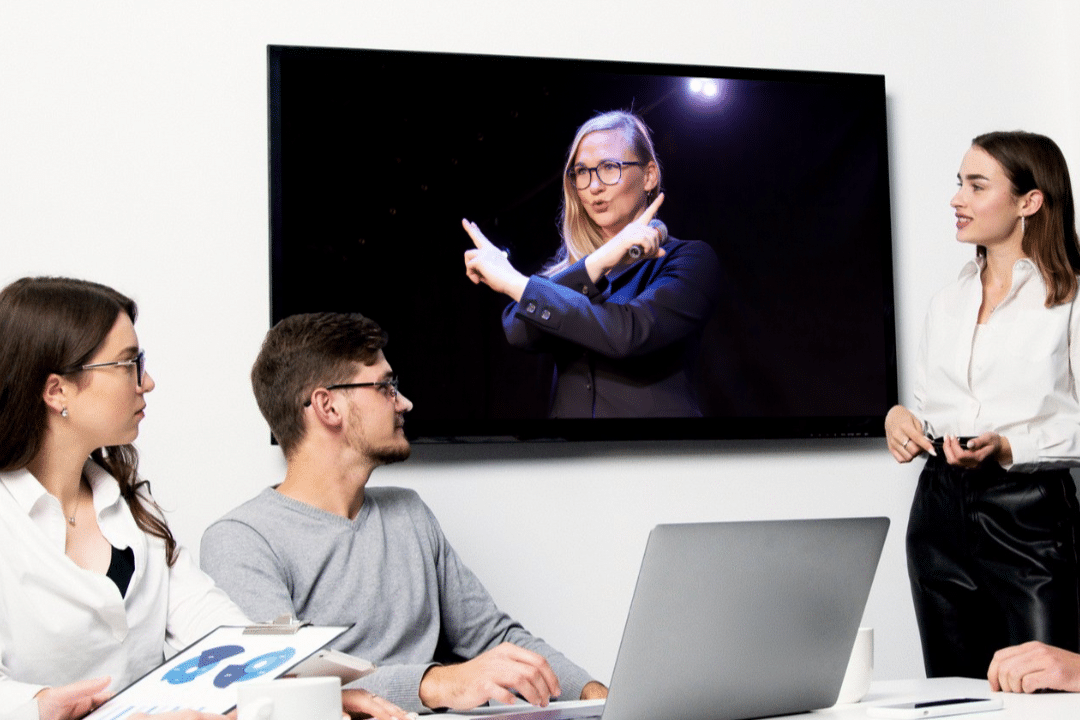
[268,44,898,443]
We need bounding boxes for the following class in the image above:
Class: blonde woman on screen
[463,110,721,418]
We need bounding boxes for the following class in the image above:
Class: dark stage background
[270,46,896,439]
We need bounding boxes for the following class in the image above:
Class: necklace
[67,488,80,526]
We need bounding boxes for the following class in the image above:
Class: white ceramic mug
[236,676,342,720]
[834,626,873,704]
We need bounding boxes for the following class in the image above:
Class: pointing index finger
[637,192,665,225]
[462,218,498,251]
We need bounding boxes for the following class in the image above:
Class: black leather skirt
[906,452,1080,678]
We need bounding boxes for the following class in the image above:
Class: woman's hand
[885,405,935,463]
[34,677,112,720]
[462,219,529,302]
[584,193,666,283]
[34,677,237,720]
[942,432,1012,468]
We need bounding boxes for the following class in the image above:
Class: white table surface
[815,676,1080,720]
[440,677,1079,720]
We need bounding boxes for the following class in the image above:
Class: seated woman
[0,277,405,720]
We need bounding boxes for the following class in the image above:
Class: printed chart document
[86,623,359,719]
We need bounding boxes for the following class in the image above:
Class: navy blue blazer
[502,237,721,418]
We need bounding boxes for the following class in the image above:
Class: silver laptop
[461,516,889,720]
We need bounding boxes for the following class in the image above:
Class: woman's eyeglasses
[61,350,146,387]
[567,160,642,190]
[304,376,400,407]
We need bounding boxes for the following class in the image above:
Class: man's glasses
[61,350,146,387]
[304,376,400,407]
[567,160,642,190]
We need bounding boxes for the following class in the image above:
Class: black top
[107,545,135,597]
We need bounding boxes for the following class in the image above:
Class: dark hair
[252,312,388,457]
[0,277,178,564]
[973,130,1080,306]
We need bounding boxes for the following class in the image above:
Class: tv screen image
[269,45,897,441]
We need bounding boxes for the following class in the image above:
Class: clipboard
[86,618,373,719]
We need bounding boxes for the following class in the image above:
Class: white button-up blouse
[0,460,249,714]
[915,256,1080,470]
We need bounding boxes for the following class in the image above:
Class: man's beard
[348,404,411,465]
[371,441,411,465]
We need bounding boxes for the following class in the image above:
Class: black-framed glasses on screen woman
[567,160,642,190]
[60,350,147,387]
[303,376,400,407]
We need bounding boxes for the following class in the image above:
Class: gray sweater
[200,486,594,712]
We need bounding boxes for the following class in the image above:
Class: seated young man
[200,312,606,714]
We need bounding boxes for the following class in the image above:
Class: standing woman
[463,110,720,418]
[886,131,1080,678]
[0,277,405,720]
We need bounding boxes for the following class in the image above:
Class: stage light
[688,78,721,98]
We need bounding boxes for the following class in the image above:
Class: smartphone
[929,437,977,453]
[866,696,1003,718]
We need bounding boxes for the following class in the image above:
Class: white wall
[3,0,1079,685]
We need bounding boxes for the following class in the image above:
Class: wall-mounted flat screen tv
[269,44,897,442]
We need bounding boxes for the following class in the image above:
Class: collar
[84,458,122,513]
[959,253,1036,280]
[0,458,123,520]
[0,465,52,516]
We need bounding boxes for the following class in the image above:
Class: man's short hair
[252,312,387,456]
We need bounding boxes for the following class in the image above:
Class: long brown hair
[0,277,178,565]
[973,131,1080,306]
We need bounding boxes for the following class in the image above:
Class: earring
[1021,216,1026,235]
[61,407,68,418]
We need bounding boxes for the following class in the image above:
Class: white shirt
[0,702,36,720]
[0,460,249,715]
[915,256,1080,470]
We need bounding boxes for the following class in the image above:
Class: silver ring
[902,438,910,448]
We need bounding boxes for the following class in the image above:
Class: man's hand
[342,687,412,720]
[579,681,608,700]
[988,641,1080,693]
[419,642,562,710]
